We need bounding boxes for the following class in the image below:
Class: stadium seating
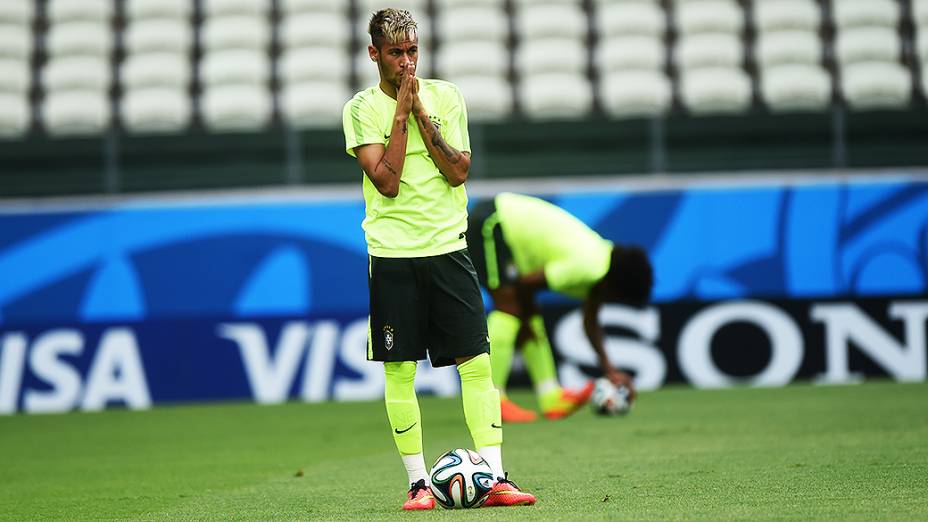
[125,0,192,20]
[452,75,513,121]
[0,0,924,140]
[43,90,111,136]
[0,92,29,137]
[123,88,191,133]
[831,0,911,109]
[600,70,672,118]
[752,0,830,111]
[753,0,821,32]
[436,5,508,42]
[46,0,113,23]
[0,3,32,139]
[596,1,665,38]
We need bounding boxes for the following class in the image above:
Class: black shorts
[368,249,490,367]
[466,199,518,291]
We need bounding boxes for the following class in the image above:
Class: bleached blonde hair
[368,8,418,48]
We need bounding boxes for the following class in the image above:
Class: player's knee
[384,361,416,385]
[457,353,492,382]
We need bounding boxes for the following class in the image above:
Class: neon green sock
[458,353,503,448]
[487,310,519,395]
[384,361,422,456]
[523,315,563,411]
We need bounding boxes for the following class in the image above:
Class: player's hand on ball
[607,369,637,402]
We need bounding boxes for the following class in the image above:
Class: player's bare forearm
[582,300,612,372]
[356,116,409,198]
[413,108,470,186]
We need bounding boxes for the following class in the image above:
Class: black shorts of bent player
[466,198,518,292]
[367,249,490,367]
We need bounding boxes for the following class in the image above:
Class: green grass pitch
[1,381,926,520]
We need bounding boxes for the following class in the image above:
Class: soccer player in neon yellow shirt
[467,193,654,422]
[342,9,535,510]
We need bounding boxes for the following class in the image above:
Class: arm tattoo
[382,158,398,176]
[402,120,407,134]
[430,123,462,164]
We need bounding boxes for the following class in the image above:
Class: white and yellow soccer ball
[591,377,632,415]
[429,448,495,509]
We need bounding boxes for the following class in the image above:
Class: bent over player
[467,193,654,422]
[342,9,535,510]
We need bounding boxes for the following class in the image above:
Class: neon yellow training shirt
[495,192,613,299]
[342,79,470,258]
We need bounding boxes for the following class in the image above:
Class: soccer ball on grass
[590,377,632,415]
[429,448,495,509]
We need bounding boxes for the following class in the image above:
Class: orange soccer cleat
[402,479,435,510]
[482,473,536,507]
[542,380,595,420]
[500,397,538,423]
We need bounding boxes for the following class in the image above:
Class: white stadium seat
[516,3,588,40]
[281,81,351,128]
[43,56,111,91]
[675,33,743,70]
[122,53,191,89]
[835,28,900,65]
[680,67,752,114]
[201,16,270,51]
[280,48,351,83]
[596,2,665,38]
[831,0,900,29]
[126,0,192,21]
[0,24,32,59]
[755,31,821,68]
[0,92,30,137]
[600,70,672,118]
[201,85,272,131]
[203,0,270,18]
[915,0,928,27]
[46,22,113,57]
[124,19,193,54]
[676,0,743,35]
[280,13,351,49]
[43,90,111,136]
[596,36,665,73]
[0,3,34,24]
[436,6,508,42]
[520,73,593,119]
[753,0,821,32]
[435,0,506,7]
[760,64,831,111]
[841,62,912,109]
[916,28,928,63]
[516,38,587,75]
[436,41,509,78]
[47,0,113,23]
[122,88,191,133]
[200,51,270,86]
[281,0,349,15]
[0,58,31,92]
[450,75,512,121]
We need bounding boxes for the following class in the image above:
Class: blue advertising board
[1,175,926,413]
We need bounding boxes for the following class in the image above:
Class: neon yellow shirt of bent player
[495,192,613,300]
[343,79,471,258]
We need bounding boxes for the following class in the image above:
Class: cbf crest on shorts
[383,325,395,350]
